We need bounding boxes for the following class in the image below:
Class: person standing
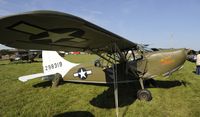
[196,51,200,75]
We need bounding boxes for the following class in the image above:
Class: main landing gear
[137,78,152,101]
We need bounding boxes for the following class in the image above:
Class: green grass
[0,55,200,117]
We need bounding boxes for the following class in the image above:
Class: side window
[126,50,134,61]
[134,50,143,60]
[126,50,143,62]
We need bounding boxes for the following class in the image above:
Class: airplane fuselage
[62,49,186,84]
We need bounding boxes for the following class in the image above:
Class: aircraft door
[127,50,148,78]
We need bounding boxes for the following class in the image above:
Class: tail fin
[42,51,79,77]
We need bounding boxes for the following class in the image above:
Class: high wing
[0,10,137,52]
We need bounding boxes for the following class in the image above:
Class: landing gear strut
[137,78,152,101]
[52,73,62,87]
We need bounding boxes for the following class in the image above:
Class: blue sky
[0,0,200,50]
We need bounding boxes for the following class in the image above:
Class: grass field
[0,54,200,117]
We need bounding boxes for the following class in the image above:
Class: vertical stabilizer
[42,51,79,77]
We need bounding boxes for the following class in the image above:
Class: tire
[10,58,14,62]
[137,89,152,101]
[52,73,62,87]
[94,60,101,67]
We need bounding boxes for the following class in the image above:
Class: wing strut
[113,43,119,117]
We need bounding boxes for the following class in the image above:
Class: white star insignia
[73,68,92,80]
[78,69,86,79]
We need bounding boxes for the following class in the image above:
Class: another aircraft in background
[9,50,40,62]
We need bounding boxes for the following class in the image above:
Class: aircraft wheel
[52,73,62,87]
[94,60,101,67]
[137,89,152,101]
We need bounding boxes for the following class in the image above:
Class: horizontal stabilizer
[18,73,46,82]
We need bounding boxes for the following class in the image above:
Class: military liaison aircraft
[9,50,39,62]
[0,11,186,103]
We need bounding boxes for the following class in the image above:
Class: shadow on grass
[53,111,94,117]
[0,63,7,66]
[148,80,187,88]
[90,83,139,108]
[192,70,200,75]
[33,80,69,88]
[33,81,52,88]
[33,79,186,108]
[90,80,186,108]
[32,80,107,88]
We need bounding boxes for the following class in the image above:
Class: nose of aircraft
[173,48,187,67]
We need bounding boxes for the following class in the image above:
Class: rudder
[42,51,79,77]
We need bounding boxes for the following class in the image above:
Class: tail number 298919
[45,62,62,71]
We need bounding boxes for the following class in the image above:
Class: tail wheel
[52,73,62,87]
[137,89,152,101]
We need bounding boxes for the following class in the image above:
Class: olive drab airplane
[0,11,186,104]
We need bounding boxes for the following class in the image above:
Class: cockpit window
[126,49,143,62]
